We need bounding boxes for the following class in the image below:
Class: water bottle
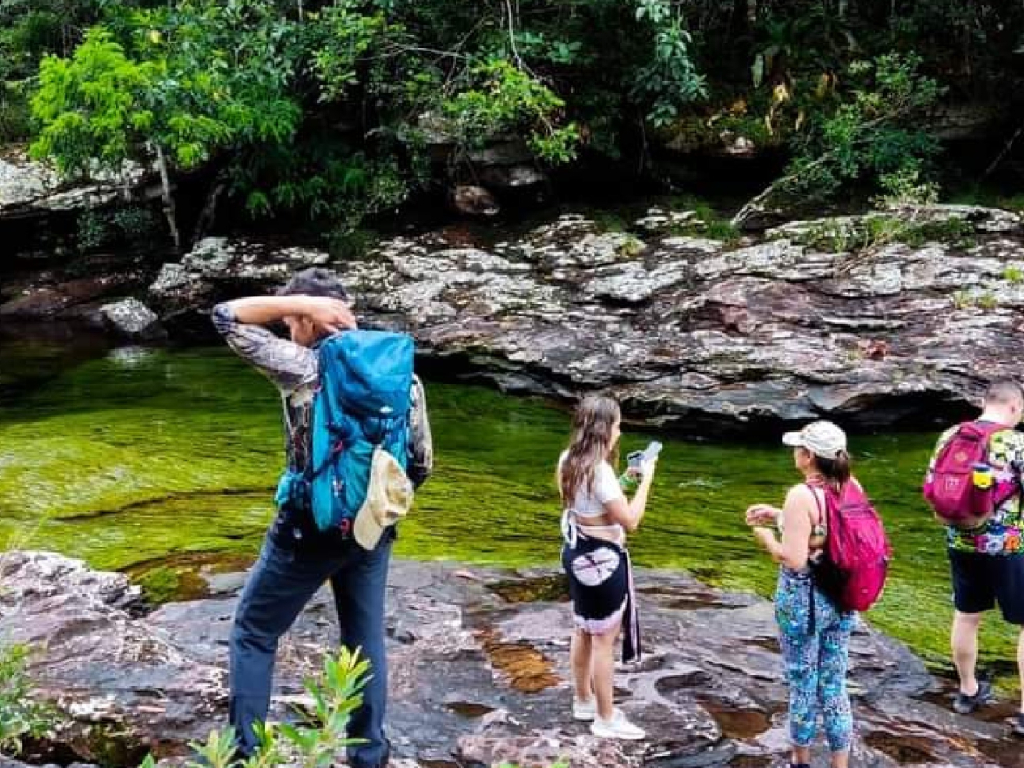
[620,441,662,490]
[972,463,994,490]
[642,441,663,464]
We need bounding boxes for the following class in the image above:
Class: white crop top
[558,452,625,518]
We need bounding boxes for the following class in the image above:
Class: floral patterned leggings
[775,568,856,752]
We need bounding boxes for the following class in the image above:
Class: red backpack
[923,421,1006,529]
[811,481,891,613]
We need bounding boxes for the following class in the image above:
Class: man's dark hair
[985,379,1024,406]
[277,268,349,300]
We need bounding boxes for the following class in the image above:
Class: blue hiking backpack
[305,330,414,533]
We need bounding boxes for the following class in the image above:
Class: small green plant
[669,194,718,226]
[617,235,644,257]
[798,213,977,254]
[976,292,999,310]
[76,209,110,252]
[861,215,904,249]
[77,205,161,253]
[951,289,997,311]
[111,206,159,243]
[704,219,741,242]
[799,220,854,252]
[327,227,377,262]
[140,648,370,768]
[666,195,740,243]
[876,166,939,208]
[0,644,52,755]
[896,217,975,248]
[1003,266,1024,285]
[798,218,908,253]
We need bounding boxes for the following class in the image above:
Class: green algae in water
[0,344,1018,690]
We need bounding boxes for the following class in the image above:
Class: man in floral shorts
[925,379,1024,732]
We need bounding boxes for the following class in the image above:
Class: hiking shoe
[572,697,596,721]
[590,708,646,740]
[953,680,993,715]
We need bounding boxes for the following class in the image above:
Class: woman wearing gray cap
[745,421,858,768]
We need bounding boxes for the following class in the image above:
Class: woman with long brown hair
[558,395,657,740]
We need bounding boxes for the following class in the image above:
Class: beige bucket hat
[353,446,414,550]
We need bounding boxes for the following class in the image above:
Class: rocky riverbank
[3,201,1023,432]
[0,550,1021,768]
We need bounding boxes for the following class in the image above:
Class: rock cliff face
[2,551,1021,768]
[0,150,150,218]
[145,205,1024,431]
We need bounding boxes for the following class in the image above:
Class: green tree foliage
[785,53,944,201]
[11,1,1024,239]
[732,52,945,225]
[29,4,302,181]
[29,1,303,246]
[30,28,155,177]
[0,0,106,140]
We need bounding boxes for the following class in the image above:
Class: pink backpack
[812,481,891,613]
[923,421,1006,528]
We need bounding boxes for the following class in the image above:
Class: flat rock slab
[147,204,1024,433]
[0,551,1020,768]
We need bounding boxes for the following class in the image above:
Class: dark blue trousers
[228,534,392,767]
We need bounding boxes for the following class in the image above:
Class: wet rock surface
[146,204,1024,432]
[0,248,160,334]
[2,551,1021,768]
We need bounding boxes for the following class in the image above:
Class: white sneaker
[572,697,596,721]
[590,708,646,740]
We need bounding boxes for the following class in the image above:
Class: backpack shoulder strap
[976,420,1010,438]
[960,419,1008,439]
[952,420,1012,461]
[804,482,827,528]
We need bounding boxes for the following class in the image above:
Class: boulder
[99,299,164,340]
[451,185,500,217]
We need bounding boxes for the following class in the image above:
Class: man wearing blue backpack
[212,268,433,768]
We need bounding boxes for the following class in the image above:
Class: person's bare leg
[952,611,983,695]
[570,629,594,702]
[1018,627,1024,713]
[591,630,618,720]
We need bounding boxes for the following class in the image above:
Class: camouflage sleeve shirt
[211,303,433,487]
[925,424,1024,555]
